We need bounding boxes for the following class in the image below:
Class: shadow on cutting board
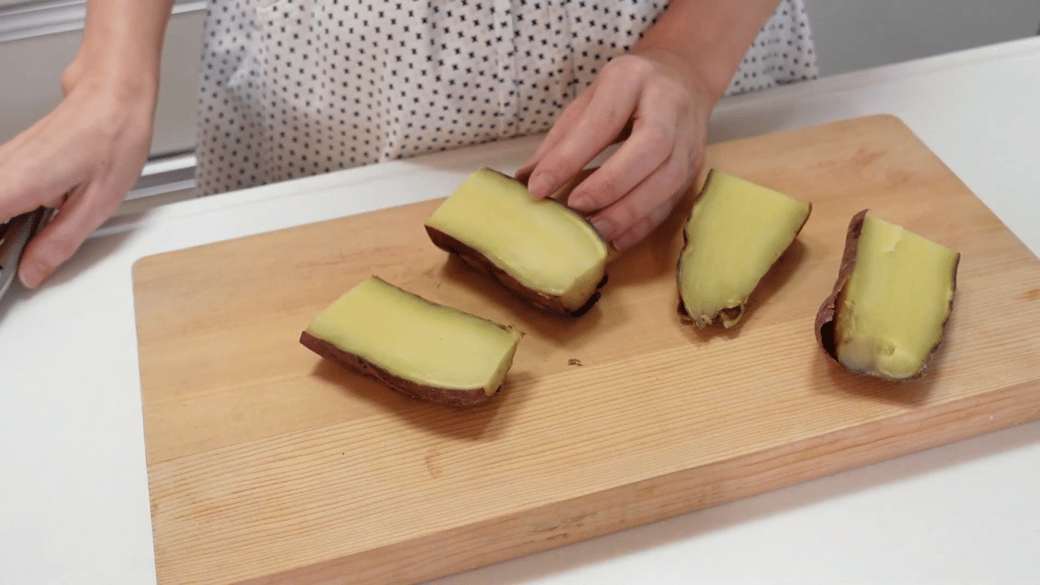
[811,344,940,407]
[312,358,531,442]
[809,294,958,407]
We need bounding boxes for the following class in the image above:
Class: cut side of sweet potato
[424,168,608,317]
[300,277,522,407]
[815,210,960,381]
[677,170,812,329]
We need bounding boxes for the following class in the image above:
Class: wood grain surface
[132,115,1040,585]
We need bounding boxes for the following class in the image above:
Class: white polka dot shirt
[195,0,817,195]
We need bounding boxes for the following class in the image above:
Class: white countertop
[3,37,1039,585]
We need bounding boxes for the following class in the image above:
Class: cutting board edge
[219,377,1040,585]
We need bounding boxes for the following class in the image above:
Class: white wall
[804,0,1039,76]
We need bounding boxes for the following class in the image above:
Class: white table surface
[3,36,1039,585]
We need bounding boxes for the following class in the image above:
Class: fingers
[2,85,154,288]
[1,128,91,288]
[519,58,645,199]
[0,122,87,222]
[15,141,144,288]
[569,68,701,249]
[606,180,690,252]
[518,52,712,251]
[568,72,693,215]
[589,152,695,250]
[567,118,674,214]
[515,90,592,187]
[18,180,111,289]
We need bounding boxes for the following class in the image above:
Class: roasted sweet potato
[816,210,960,381]
[677,170,812,329]
[300,277,522,407]
[425,168,608,317]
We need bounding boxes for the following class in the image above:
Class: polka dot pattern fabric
[724,1,819,95]
[195,0,817,196]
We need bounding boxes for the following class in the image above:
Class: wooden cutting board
[133,115,1040,585]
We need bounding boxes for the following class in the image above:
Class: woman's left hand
[516,48,718,251]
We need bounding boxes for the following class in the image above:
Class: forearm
[634,0,781,103]
[63,0,176,99]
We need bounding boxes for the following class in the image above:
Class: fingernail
[527,173,553,199]
[612,231,640,251]
[569,192,592,212]
[19,261,46,289]
[591,218,614,240]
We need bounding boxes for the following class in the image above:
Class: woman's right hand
[0,0,173,289]
[0,67,156,288]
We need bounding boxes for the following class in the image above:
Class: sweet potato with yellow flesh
[424,168,608,317]
[300,277,522,407]
[677,170,812,329]
[816,210,959,381]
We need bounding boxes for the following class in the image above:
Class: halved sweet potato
[816,210,960,381]
[300,277,522,407]
[424,168,608,317]
[677,170,812,329]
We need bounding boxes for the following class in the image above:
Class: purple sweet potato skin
[814,209,960,380]
[815,209,870,358]
[300,330,494,408]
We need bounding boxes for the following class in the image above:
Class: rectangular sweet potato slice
[424,168,608,317]
[300,277,522,407]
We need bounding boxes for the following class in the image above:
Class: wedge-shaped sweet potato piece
[677,170,812,329]
[300,277,522,407]
[816,210,959,381]
[425,168,608,317]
